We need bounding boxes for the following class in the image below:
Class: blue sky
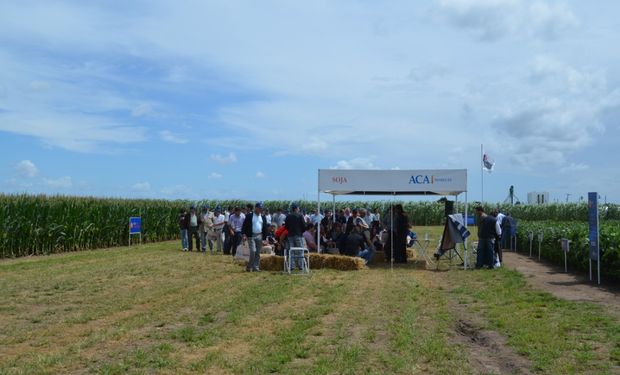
[1,0,619,204]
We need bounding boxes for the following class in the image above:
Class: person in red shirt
[274,225,288,256]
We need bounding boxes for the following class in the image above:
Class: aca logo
[409,175,434,184]
[332,176,348,184]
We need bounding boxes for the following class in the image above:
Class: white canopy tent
[316,169,469,268]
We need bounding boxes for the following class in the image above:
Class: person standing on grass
[492,209,505,267]
[242,202,269,272]
[284,203,306,269]
[228,206,245,257]
[199,205,214,254]
[187,206,202,252]
[223,206,233,255]
[475,206,501,269]
[393,204,409,263]
[179,208,189,251]
[211,206,225,254]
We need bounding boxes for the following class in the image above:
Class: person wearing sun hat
[241,201,269,272]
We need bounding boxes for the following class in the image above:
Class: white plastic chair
[285,247,310,274]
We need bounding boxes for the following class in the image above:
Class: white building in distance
[528,192,549,205]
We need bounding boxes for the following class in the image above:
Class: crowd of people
[178,202,413,271]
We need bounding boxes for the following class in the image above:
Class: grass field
[1,229,619,374]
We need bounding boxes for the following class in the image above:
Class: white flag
[483,153,494,172]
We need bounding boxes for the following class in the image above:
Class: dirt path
[502,251,620,315]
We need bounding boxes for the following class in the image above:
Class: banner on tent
[319,169,467,195]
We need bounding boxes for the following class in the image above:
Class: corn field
[515,220,620,281]
[0,194,185,257]
[1,194,618,258]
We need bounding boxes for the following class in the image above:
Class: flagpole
[481,144,484,203]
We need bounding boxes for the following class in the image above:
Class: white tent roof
[318,169,467,196]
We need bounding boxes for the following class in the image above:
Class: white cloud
[43,176,72,189]
[131,182,151,192]
[0,113,147,153]
[208,172,223,179]
[437,0,521,41]
[528,1,579,40]
[330,158,377,170]
[491,55,611,168]
[210,152,237,164]
[256,171,265,178]
[437,0,579,41]
[14,160,38,178]
[158,130,188,144]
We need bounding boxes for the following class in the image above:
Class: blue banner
[129,217,142,234]
[588,192,598,261]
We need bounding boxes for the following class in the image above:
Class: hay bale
[308,253,325,268]
[323,254,366,270]
[256,253,365,271]
[259,255,285,271]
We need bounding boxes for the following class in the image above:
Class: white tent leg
[317,189,321,254]
[390,196,394,272]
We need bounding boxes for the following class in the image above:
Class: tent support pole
[390,195,394,272]
[317,187,321,254]
[464,191,469,270]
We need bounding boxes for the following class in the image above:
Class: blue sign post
[129,217,142,246]
[587,192,600,284]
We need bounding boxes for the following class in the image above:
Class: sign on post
[588,192,600,284]
[129,217,142,246]
[560,238,571,273]
[537,231,544,261]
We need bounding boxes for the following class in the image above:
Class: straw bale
[255,253,365,271]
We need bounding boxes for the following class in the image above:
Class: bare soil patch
[502,251,620,316]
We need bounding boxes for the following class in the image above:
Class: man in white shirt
[228,207,245,257]
[241,202,268,272]
[210,206,226,254]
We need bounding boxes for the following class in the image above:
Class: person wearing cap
[199,205,214,254]
[241,202,269,272]
[210,207,226,254]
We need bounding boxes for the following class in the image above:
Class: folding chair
[284,247,310,274]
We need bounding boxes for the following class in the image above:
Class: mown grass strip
[447,268,620,373]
